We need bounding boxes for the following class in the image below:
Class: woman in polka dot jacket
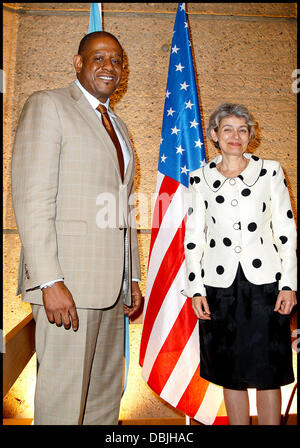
[183,103,297,425]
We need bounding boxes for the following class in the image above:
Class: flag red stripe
[148,176,180,262]
[176,365,210,417]
[139,219,186,366]
[147,299,198,394]
[213,416,230,425]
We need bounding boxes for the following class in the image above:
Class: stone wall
[3,3,297,421]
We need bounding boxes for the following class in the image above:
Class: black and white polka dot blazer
[183,153,297,298]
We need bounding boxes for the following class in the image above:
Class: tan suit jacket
[12,81,141,309]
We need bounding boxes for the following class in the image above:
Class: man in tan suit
[11,31,142,425]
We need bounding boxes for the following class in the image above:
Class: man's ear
[73,54,83,73]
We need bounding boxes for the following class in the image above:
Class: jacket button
[229,178,236,185]
[231,199,238,206]
[234,246,242,253]
[233,222,240,230]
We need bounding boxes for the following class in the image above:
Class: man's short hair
[78,31,123,58]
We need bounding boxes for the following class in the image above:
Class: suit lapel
[68,82,121,180]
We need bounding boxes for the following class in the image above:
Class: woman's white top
[182,153,297,298]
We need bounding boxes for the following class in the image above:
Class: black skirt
[199,264,294,390]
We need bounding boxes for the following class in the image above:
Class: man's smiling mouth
[97,75,114,81]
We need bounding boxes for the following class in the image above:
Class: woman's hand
[274,290,297,315]
[192,296,211,320]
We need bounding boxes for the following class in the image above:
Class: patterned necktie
[97,104,124,181]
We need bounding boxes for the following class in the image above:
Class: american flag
[139,3,225,424]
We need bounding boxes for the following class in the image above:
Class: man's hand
[42,282,79,331]
[124,281,143,318]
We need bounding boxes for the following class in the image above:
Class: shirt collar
[202,152,263,191]
[75,78,116,117]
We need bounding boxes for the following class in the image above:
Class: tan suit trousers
[31,296,124,425]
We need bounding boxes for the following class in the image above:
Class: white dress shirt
[41,78,138,289]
